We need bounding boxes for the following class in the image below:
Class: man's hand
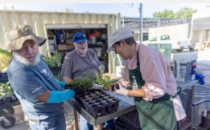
[91,83,103,90]
[115,81,129,96]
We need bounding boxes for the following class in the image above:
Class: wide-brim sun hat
[1,25,46,50]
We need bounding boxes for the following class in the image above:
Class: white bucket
[95,48,102,57]
[116,66,124,77]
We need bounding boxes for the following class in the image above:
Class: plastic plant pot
[99,95,105,98]
[87,102,94,113]
[113,102,119,111]
[96,99,102,102]
[91,104,100,117]
[200,115,210,129]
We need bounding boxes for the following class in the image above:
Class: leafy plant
[67,73,94,90]
[0,49,12,72]
[43,52,62,68]
[0,82,13,98]
[95,74,117,90]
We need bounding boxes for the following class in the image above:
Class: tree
[153,12,161,18]
[153,7,197,18]
[3,5,8,10]
[153,10,174,18]
[174,7,197,18]
[65,8,73,12]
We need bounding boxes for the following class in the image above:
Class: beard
[74,43,87,54]
[13,49,40,66]
[78,47,87,54]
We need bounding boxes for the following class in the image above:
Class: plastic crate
[117,110,141,130]
[74,89,121,118]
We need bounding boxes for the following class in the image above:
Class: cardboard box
[66,39,73,45]
[67,44,74,49]
[58,45,67,50]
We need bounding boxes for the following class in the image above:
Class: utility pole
[139,3,143,44]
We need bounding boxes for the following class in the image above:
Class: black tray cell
[74,89,121,118]
[91,104,100,117]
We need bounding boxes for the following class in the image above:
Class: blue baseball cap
[73,32,87,44]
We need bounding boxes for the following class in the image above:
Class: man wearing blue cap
[60,32,114,130]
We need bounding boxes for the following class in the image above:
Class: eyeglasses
[74,35,86,39]
[111,47,116,52]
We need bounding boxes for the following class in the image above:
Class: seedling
[66,73,94,90]
[95,74,117,90]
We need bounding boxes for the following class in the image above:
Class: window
[150,37,157,41]
[161,35,170,40]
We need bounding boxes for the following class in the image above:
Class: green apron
[129,52,177,130]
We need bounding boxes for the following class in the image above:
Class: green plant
[43,52,62,68]
[0,49,12,72]
[67,73,94,90]
[95,74,117,90]
[0,82,13,98]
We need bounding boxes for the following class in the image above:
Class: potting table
[67,80,199,130]
[66,91,136,130]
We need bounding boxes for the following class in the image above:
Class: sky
[0,3,210,17]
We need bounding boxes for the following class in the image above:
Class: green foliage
[95,74,117,90]
[153,10,174,18]
[153,7,197,18]
[65,8,74,12]
[0,82,13,98]
[174,7,197,18]
[0,49,12,72]
[43,52,62,68]
[67,73,94,90]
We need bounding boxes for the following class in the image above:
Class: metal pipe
[139,3,143,44]
[74,109,79,130]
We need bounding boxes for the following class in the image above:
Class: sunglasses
[74,35,86,39]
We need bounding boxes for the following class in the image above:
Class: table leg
[191,85,197,130]
[74,109,79,130]
[97,124,103,130]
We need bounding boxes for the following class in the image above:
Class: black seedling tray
[0,94,19,107]
[0,72,8,82]
[117,110,141,130]
[74,89,121,118]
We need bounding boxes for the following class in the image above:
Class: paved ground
[0,102,80,130]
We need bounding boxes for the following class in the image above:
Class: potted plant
[43,52,62,71]
[95,74,117,91]
[0,82,14,105]
[0,49,12,81]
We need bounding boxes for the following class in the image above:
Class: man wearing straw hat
[1,25,77,130]
[107,27,186,130]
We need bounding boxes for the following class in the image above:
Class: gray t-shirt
[7,58,63,120]
[60,49,101,81]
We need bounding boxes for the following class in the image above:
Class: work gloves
[115,81,129,97]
